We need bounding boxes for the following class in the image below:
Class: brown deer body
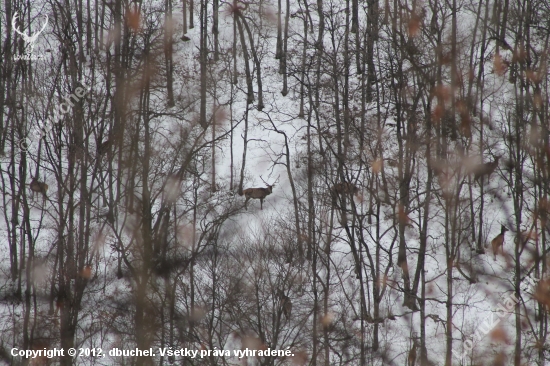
[491,225,508,260]
[331,182,359,195]
[30,178,48,199]
[331,182,359,207]
[241,186,272,210]
[239,176,276,210]
[472,157,500,182]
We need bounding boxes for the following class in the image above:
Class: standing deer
[472,156,500,182]
[29,177,48,199]
[331,182,359,195]
[278,290,292,320]
[239,176,277,210]
[331,182,359,207]
[491,225,509,261]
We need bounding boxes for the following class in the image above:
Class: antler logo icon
[12,12,48,60]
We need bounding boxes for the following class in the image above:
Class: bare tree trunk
[213,0,219,61]
[238,107,249,196]
[211,88,216,192]
[240,16,264,110]
[235,16,254,105]
[276,0,282,60]
[165,0,175,107]
[281,0,290,95]
[199,0,208,129]
[189,0,194,28]
[182,0,187,34]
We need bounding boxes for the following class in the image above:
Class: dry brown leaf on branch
[493,53,507,75]
[432,104,444,123]
[371,158,383,174]
[408,13,422,37]
[80,265,92,279]
[291,350,308,365]
[534,279,550,307]
[126,6,141,32]
[490,326,510,343]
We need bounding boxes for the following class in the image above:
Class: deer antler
[11,12,48,42]
[260,175,270,187]
[12,12,28,41]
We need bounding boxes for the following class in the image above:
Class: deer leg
[245,197,249,210]
[260,198,263,210]
[40,186,48,200]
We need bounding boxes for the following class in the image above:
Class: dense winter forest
[0,0,549,364]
